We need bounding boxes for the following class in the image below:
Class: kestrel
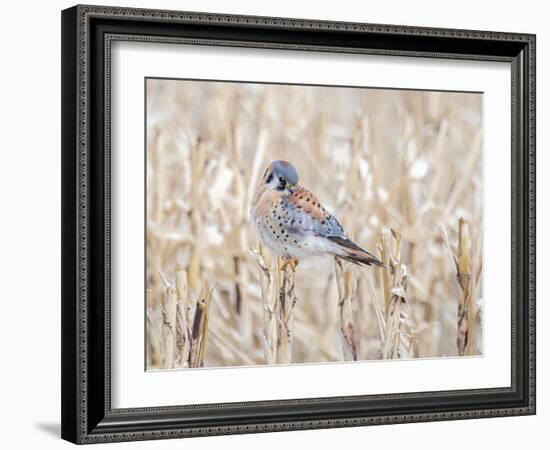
[252,160,385,269]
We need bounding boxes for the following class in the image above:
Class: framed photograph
[61,5,536,444]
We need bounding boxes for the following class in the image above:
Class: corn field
[145,78,483,370]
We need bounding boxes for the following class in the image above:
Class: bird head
[261,160,299,192]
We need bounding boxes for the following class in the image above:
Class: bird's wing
[285,186,347,238]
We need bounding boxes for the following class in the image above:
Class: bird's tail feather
[339,253,386,268]
[328,236,386,268]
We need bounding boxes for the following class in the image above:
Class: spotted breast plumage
[251,160,385,268]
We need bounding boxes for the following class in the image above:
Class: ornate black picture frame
[61,4,536,444]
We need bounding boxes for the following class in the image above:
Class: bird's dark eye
[265,173,273,183]
[279,176,286,186]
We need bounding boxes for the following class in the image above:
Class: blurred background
[145,78,483,369]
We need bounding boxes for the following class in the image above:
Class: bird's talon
[279,258,299,272]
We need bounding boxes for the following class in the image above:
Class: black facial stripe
[266,173,273,183]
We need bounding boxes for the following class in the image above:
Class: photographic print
[145,78,483,370]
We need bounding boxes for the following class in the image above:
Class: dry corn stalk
[456,218,472,356]
[381,229,408,359]
[253,249,298,364]
[378,229,392,318]
[188,281,213,368]
[146,313,162,368]
[161,287,177,369]
[175,266,191,367]
[335,258,358,361]
[276,258,298,364]
[253,246,278,364]
[157,267,213,368]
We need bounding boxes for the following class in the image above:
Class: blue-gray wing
[283,202,348,239]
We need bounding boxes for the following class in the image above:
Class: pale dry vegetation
[145,79,483,370]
